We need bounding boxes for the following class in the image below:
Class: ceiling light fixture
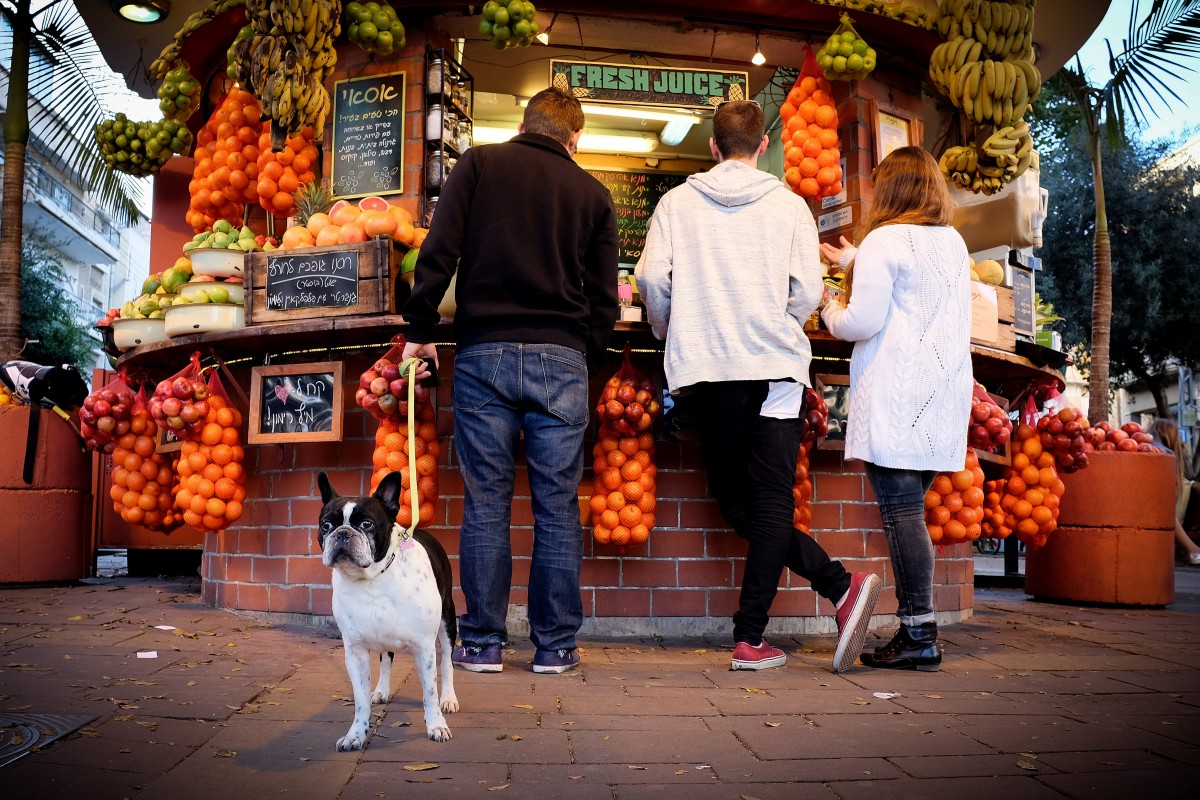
[110,0,170,23]
[473,124,659,154]
[536,11,557,45]
[579,103,702,127]
[659,118,695,147]
[751,33,766,66]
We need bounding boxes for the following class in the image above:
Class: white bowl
[188,247,246,278]
[179,280,245,304]
[163,303,245,337]
[112,317,169,350]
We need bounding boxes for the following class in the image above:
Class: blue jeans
[864,463,937,626]
[692,381,851,645]
[452,342,589,653]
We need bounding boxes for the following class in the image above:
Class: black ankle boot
[861,623,941,672]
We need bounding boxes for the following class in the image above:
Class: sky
[1071,1,1200,144]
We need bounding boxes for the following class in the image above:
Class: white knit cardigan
[821,224,973,472]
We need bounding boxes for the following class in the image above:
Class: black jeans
[692,381,852,645]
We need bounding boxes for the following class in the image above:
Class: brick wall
[201,349,976,635]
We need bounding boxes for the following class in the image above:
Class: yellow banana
[984,60,996,95]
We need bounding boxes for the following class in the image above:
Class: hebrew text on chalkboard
[333,71,406,199]
[585,168,689,264]
[265,250,360,311]
[249,362,344,444]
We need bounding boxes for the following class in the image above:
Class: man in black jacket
[402,87,619,675]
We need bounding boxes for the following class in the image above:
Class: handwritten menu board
[332,70,406,199]
[585,168,689,264]
[249,362,343,444]
[265,249,360,312]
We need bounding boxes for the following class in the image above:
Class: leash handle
[399,356,424,536]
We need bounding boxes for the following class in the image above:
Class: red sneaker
[731,639,787,670]
[833,572,882,673]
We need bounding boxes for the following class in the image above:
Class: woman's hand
[819,235,856,268]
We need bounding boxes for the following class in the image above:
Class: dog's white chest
[332,544,443,653]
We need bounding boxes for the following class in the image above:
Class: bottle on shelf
[617,269,641,322]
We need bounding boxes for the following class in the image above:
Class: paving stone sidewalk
[1,577,1198,799]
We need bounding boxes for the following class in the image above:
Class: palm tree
[1055,0,1200,425]
[0,0,145,363]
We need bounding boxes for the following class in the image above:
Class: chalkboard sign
[248,362,344,444]
[585,168,689,264]
[332,70,406,199]
[265,249,360,312]
[1010,265,1035,337]
[155,424,183,454]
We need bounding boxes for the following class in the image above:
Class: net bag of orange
[982,394,1064,549]
[924,449,986,545]
[80,372,137,454]
[108,386,182,533]
[186,86,265,233]
[793,386,829,533]
[364,335,440,528]
[779,48,843,200]
[590,347,663,548]
[172,365,247,532]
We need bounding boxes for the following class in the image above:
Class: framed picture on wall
[871,103,922,166]
[814,374,850,450]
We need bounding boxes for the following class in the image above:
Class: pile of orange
[923,450,986,545]
[792,441,816,533]
[589,430,657,547]
[255,126,319,219]
[173,394,247,532]
[186,87,264,233]
[279,196,422,250]
[981,422,1064,548]
[370,399,440,529]
[779,75,843,200]
[108,408,180,532]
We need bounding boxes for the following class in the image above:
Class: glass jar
[443,110,458,149]
[446,157,457,178]
[457,118,472,152]
[423,196,439,228]
[425,151,445,190]
[427,56,444,96]
[425,104,443,141]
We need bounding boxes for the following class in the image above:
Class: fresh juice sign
[550,60,748,109]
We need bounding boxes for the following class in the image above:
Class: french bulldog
[317,470,458,750]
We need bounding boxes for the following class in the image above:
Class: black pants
[692,381,852,645]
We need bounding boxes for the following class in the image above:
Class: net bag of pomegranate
[590,346,662,549]
[80,371,137,454]
[149,351,211,441]
[108,386,182,533]
[793,385,829,534]
[1036,384,1091,474]
[967,380,1012,454]
[172,365,247,532]
[361,334,440,528]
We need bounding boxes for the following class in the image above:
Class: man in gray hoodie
[636,100,879,673]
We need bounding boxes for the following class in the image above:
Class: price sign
[248,362,343,444]
[332,70,406,199]
[264,249,360,312]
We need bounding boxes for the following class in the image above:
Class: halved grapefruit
[357,195,390,212]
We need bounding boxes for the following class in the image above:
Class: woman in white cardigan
[820,147,973,671]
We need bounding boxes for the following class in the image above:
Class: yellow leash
[399,356,424,537]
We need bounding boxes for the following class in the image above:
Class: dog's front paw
[427,723,452,742]
[370,690,390,704]
[440,695,460,714]
[336,732,366,751]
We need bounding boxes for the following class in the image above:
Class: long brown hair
[1148,417,1187,497]
[841,146,954,299]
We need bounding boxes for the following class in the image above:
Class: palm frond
[1107,0,1200,127]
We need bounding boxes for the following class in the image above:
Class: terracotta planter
[1026,451,1176,607]
[0,405,92,583]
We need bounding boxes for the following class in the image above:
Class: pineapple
[726,79,745,102]
[552,69,570,92]
[293,180,335,226]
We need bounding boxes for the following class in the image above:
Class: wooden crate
[244,236,400,325]
[970,283,1016,351]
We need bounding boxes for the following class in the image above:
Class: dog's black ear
[318,471,337,505]
[374,470,403,518]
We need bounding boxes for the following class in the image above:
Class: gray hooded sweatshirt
[635,160,824,392]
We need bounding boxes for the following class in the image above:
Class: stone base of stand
[1025,526,1174,607]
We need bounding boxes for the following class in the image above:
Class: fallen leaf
[627,765,646,770]
[512,704,533,709]
[487,785,509,792]
[214,748,236,758]
[118,748,131,753]
[741,687,766,694]
[924,694,943,699]
[1020,753,1039,759]
[851,699,870,706]
[510,735,522,741]
[675,770,687,775]
[299,757,310,762]
[764,722,781,727]
[69,615,83,621]
[1017,760,1038,770]
[403,763,439,772]
[569,775,583,780]
[390,721,412,728]
[496,734,507,741]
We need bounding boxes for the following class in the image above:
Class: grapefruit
[306,211,333,235]
[361,208,398,238]
[411,227,428,248]
[315,224,342,247]
[330,202,362,227]
[338,221,367,244]
[389,204,414,227]
[358,195,390,212]
[281,225,314,249]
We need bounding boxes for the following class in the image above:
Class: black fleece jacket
[402,132,620,373]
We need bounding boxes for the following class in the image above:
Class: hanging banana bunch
[930,0,1041,195]
[150,0,247,79]
[235,0,341,150]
